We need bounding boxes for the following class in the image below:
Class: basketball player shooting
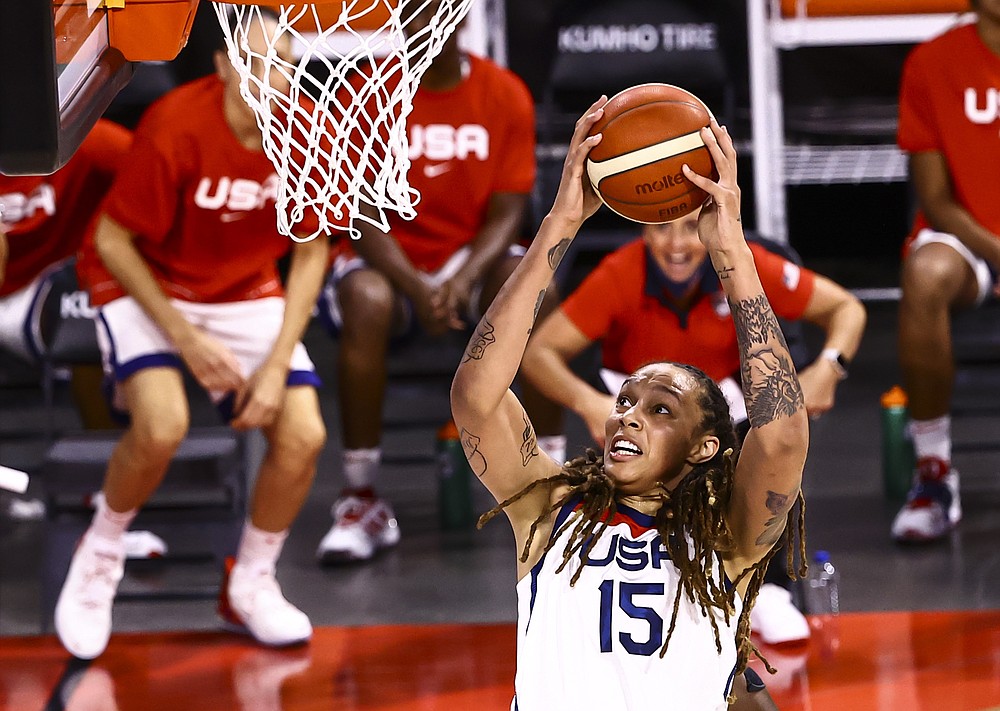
[450,99,808,708]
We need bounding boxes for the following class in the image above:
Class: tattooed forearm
[463,318,496,363]
[460,428,489,478]
[731,295,804,428]
[732,294,784,348]
[547,238,571,270]
[520,413,539,466]
[527,289,546,335]
[755,489,794,546]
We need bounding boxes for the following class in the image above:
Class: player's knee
[339,270,396,326]
[129,410,189,458]
[274,414,326,461]
[902,246,966,301]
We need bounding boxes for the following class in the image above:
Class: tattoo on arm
[755,490,794,546]
[547,238,571,270]
[717,266,735,280]
[463,318,496,363]
[731,294,804,428]
[527,288,546,335]
[460,428,489,478]
[520,413,539,466]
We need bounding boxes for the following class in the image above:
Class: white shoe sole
[317,524,400,565]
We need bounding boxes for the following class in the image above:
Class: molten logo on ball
[634,171,686,195]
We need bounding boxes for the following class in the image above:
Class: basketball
[586,83,717,224]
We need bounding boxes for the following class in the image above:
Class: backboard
[0,1,133,175]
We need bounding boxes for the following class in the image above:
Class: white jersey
[512,497,741,711]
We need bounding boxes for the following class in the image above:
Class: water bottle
[881,385,915,501]
[805,550,840,617]
[805,550,842,657]
[436,420,474,530]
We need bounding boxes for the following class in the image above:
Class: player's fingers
[574,95,608,133]
[681,163,722,198]
[718,123,738,164]
[699,124,734,183]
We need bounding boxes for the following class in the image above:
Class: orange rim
[225,0,398,32]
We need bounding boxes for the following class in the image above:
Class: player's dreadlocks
[477,362,807,690]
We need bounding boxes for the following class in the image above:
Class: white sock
[910,415,951,463]
[236,521,288,575]
[537,435,567,465]
[343,448,381,490]
[89,492,137,544]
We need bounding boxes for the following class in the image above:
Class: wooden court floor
[1,610,998,710]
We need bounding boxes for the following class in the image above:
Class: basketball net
[213,1,475,241]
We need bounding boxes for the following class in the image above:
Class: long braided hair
[478,362,807,683]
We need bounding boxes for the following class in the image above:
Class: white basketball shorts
[96,296,319,414]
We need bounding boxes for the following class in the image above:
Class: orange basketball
[586,83,717,224]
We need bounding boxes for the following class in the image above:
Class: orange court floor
[1,610,999,711]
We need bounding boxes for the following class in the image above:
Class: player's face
[217,15,294,102]
[403,0,463,66]
[642,208,707,285]
[603,363,716,495]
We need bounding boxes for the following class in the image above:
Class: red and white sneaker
[315,488,400,564]
[54,532,125,659]
[218,557,312,647]
[891,457,962,543]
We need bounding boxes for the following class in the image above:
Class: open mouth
[609,436,643,460]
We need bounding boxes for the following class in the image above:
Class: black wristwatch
[820,348,850,380]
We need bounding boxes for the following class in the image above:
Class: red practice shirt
[1,120,131,297]
[335,53,536,272]
[79,76,312,306]
[898,22,1000,242]
[560,240,816,382]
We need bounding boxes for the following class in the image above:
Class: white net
[213,1,475,241]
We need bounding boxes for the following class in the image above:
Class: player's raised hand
[176,328,246,394]
[681,120,743,253]
[549,96,608,227]
[231,363,287,430]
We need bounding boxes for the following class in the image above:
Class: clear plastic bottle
[805,550,841,657]
[805,550,840,616]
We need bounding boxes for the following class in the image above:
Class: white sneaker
[54,532,125,659]
[219,557,312,647]
[5,497,46,521]
[316,489,400,564]
[891,458,962,543]
[123,530,167,559]
[750,583,810,645]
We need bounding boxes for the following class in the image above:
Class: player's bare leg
[102,368,190,512]
[481,253,566,461]
[318,267,404,564]
[222,385,324,646]
[898,243,977,420]
[335,268,400,450]
[56,367,189,659]
[894,242,978,541]
[252,386,325,532]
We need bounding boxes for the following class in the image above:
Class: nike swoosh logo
[220,212,249,223]
[423,162,453,178]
